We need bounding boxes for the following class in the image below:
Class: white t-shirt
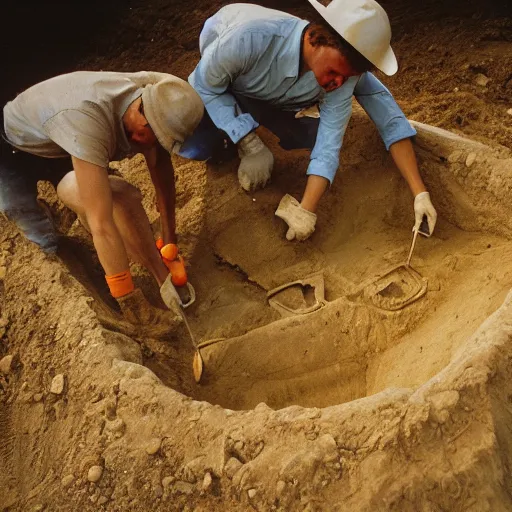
[3,70,170,168]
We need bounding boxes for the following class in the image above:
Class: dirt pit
[116,113,510,413]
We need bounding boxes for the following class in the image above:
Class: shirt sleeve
[43,109,112,168]
[307,77,359,185]
[354,72,417,150]
[188,31,261,144]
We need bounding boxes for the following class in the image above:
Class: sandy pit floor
[1,0,512,510]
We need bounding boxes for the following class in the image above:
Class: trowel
[160,275,204,383]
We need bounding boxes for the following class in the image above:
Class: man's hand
[159,274,183,316]
[156,239,188,287]
[275,194,317,241]
[236,132,274,192]
[414,191,437,235]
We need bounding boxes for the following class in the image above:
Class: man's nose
[335,75,345,87]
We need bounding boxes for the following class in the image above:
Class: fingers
[426,210,437,235]
[286,227,296,241]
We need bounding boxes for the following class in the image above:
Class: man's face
[127,98,158,150]
[309,46,360,92]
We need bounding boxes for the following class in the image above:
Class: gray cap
[142,75,204,153]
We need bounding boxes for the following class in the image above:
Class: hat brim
[141,86,176,154]
[307,0,398,76]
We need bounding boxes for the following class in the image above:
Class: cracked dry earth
[1,111,512,511]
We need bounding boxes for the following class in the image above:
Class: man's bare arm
[144,145,177,244]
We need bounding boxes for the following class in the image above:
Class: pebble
[50,374,65,395]
[507,108,512,116]
[33,393,44,402]
[174,481,194,495]
[145,437,162,455]
[474,73,490,87]
[105,418,125,433]
[162,476,174,488]
[224,457,243,479]
[153,485,163,498]
[61,474,75,488]
[248,488,257,499]
[0,355,14,374]
[202,472,212,492]
[87,465,103,483]
[276,480,286,495]
[97,496,108,505]
[465,152,477,167]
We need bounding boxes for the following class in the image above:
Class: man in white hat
[180,0,437,241]
[1,71,203,334]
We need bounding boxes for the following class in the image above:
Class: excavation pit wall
[2,114,512,510]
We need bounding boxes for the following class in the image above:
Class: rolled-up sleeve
[189,32,260,144]
[307,77,358,184]
[354,72,416,150]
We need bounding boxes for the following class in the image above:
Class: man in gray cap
[1,71,203,333]
[180,0,437,242]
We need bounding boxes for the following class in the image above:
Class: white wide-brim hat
[142,75,204,153]
[308,0,398,76]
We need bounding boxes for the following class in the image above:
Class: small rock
[474,73,490,87]
[224,457,243,479]
[33,393,44,402]
[61,474,75,488]
[202,472,213,492]
[174,481,194,495]
[87,465,103,483]
[50,374,65,395]
[105,418,125,433]
[162,476,174,488]
[248,488,257,499]
[507,108,512,116]
[153,485,163,498]
[145,437,162,455]
[447,150,463,163]
[465,152,477,167]
[276,480,286,495]
[97,496,108,505]
[0,355,14,374]
[31,505,45,512]
[453,87,459,92]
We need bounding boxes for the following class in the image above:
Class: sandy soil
[1,0,512,511]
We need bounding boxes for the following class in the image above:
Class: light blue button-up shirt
[189,3,416,184]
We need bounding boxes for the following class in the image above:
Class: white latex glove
[159,274,182,316]
[275,194,317,241]
[236,132,274,192]
[414,191,437,236]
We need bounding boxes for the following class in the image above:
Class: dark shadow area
[0,0,137,105]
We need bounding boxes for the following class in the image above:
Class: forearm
[389,138,427,197]
[147,147,177,244]
[301,175,330,212]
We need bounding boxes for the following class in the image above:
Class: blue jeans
[0,131,71,252]
[179,95,320,161]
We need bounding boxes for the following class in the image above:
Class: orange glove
[156,238,188,287]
